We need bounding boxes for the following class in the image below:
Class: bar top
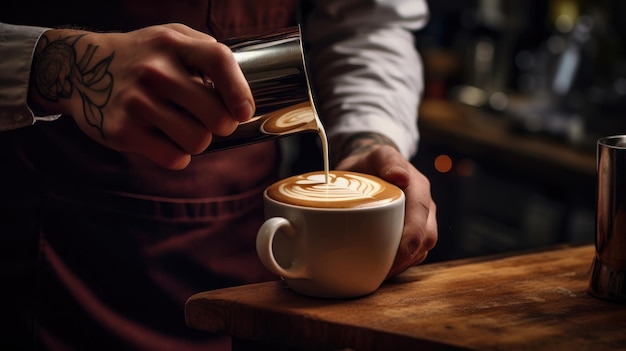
[185,244,626,350]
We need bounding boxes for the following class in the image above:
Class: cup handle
[256,217,307,279]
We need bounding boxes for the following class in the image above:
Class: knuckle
[424,230,438,252]
[204,114,238,137]
[211,42,233,58]
[159,154,189,170]
[134,58,172,86]
[186,133,213,155]
[121,90,151,117]
[147,26,182,45]
[103,120,133,150]
[218,119,239,136]
[208,42,237,69]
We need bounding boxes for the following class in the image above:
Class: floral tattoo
[332,132,399,166]
[32,34,114,139]
[342,132,397,155]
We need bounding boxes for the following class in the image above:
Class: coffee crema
[260,101,318,135]
[266,171,403,209]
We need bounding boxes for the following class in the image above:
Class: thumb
[369,146,411,188]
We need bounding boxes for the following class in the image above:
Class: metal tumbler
[200,25,321,153]
[589,135,626,303]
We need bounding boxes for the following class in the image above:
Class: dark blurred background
[412,0,626,262]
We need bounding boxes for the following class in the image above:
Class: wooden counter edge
[185,244,601,351]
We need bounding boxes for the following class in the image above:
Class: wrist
[29,28,113,135]
[332,132,398,166]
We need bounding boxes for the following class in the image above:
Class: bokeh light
[434,154,453,173]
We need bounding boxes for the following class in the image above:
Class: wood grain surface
[185,244,626,351]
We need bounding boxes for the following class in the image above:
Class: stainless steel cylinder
[589,135,626,303]
[201,26,320,153]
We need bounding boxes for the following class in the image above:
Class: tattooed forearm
[31,32,114,139]
[335,132,398,163]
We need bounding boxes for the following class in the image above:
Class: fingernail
[235,100,254,122]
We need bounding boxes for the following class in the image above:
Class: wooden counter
[185,244,626,351]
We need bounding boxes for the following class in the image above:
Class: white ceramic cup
[256,170,405,298]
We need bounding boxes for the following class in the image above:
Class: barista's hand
[335,137,438,278]
[29,23,254,170]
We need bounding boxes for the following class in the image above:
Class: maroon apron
[0,1,297,349]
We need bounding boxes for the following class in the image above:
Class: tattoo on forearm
[32,33,114,139]
[340,132,398,158]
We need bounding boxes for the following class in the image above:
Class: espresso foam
[261,101,318,135]
[266,171,403,208]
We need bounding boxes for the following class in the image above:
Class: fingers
[385,182,435,277]
[149,26,254,142]
[387,251,428,279]
[161,23,218,41]
[396,165,438,268]
[110,122,192,170]
[351,146,438,278]
[177,36,255,122]
[141,60,239,138]
[125,88,219,155]
[365,145,411,187]
[56,24,252,169]
[134,130,192,170]
[111,24,254,164]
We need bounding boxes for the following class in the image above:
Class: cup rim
[598,135,626,149]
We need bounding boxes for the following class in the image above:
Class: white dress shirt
[0,0,427,158]
[305,0,428,158]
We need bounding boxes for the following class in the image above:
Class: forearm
[330,132,398,166]
[0,23,102,133]
[304,0,428,164]
[28,27,113,121]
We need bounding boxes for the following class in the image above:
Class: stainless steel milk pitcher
[200,26,320,153]
[589,135,626,303]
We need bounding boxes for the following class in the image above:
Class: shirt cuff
[0,22,61,132]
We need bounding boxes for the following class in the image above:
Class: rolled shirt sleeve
[0,22,60,131]
[304,0,429,159]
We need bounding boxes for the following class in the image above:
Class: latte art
[261,101,318,135]
[266,171,403,208]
